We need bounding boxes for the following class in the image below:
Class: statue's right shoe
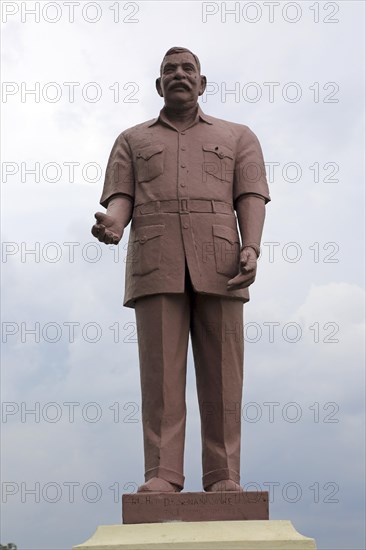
[137,476,182,493]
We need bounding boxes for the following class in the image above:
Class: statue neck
[163,104,199,131]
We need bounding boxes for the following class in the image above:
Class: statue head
[156,47,207,109]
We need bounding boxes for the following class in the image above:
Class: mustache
[169,82,191,91]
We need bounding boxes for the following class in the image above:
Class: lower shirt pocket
[212,224,240,277]
[130,224,165,276]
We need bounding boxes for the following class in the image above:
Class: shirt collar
[147,104,213,128]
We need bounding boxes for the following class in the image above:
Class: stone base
[122,491,268,523]
[73,520,317,549]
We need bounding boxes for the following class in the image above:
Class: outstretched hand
[91,212,124,245]
[227,247,258,291]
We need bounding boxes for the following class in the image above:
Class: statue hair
[160,47,201,74]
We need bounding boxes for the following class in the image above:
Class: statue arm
[227,126,270,291]
[92,131,135,245]
[235,193,266,255]
[106,193,134,225]
[227,194,266,291]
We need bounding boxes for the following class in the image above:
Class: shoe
[137,476,182,493]
[205,479,244,492]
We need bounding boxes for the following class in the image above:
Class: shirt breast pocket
[202,143,234,183]
[135,144,165,183]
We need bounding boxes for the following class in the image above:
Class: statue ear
[156,77,163,97]
[198,75,207,97]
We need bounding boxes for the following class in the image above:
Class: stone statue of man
[92,47,270,493]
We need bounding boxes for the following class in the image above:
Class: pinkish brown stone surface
[122,491,269,524]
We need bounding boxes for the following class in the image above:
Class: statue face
[156,52,206,108]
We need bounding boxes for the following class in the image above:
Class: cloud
[1,2,365,549]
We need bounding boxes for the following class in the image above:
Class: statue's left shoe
[205,479,244,492]
[137,477,182,493]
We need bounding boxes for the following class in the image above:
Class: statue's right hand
[91,212,124,245]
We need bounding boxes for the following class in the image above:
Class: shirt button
[181,164,186,168]
[180,183,186,187]
[181,132,186,135]
[181,146,186,151]
[183,223,189,229]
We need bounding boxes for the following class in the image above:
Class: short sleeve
[100,133,135,208]
[233,127,271,204]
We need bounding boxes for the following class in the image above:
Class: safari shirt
[100,106,270,308]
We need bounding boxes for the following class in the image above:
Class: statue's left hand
[227,247,257,291]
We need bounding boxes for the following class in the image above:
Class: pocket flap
[134,224,165,244]
[203,144,234,160]
[136,144,165,161]
[212,225,239,244]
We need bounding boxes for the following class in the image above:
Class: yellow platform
[73,520,317,549]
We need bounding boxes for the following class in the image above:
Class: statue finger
[102,231,114,245]
[240,262,254,273]
[94,224,106,241]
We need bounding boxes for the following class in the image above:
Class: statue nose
[174,67,185,78]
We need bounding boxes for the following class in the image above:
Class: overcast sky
[1,1,365,549]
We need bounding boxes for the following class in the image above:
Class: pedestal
[73,520,317,549]
[122,491,269,523]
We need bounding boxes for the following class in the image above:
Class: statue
[92,47,270,494]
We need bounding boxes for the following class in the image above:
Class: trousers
[134,262,244,489]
